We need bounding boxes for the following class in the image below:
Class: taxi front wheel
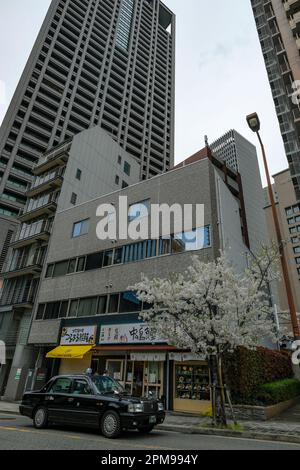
[101,410,121,439]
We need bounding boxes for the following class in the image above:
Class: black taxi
[19,374,165,438]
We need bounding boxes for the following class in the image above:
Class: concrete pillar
[4,344,37,401]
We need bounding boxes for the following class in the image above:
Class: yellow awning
[46,345,94,359]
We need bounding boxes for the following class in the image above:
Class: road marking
[1,424,299,449]
[0,425,174,450]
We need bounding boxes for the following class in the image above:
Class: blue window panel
[72,222,82,238]
[174,227,211,251]
[147,240,157,258]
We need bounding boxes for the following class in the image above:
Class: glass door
[132,361,144,397]
[144,362,163,399]
[124,360,134,394]
[106,360,123,382]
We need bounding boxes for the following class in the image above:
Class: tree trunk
[208,354,227,426]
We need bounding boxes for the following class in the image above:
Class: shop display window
[175,364,210,401]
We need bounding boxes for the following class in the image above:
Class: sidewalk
[158,409,300,445]
[0,400,19,415]
[1,400,300,445]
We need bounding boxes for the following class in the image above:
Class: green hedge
[253,379,300,406]
[223,346,294,404]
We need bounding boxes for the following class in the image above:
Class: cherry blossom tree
[132,245,280,426]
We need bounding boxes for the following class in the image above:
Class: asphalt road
[0,414,299,451]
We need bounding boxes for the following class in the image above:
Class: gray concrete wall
[58,126,141,212]
[233,130,268,253]
[215,171,248,273]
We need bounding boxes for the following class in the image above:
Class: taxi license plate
[149,416,156,424]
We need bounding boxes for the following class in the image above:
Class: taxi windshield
[92,376,124,395]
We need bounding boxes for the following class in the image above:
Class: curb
[157,424,300,446]
[0,408,20,416]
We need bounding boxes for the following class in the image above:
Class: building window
[124,161,131,176]
[76,169,82,181]
[118,155,122,165]
[36,304,46,320]
[286,205,300,216]
[76,256,86,272]
[86,252,103,271]
[67,258,77,274]
[41,227,212,280]
[128,199,150,221]
[159,238,171,256]
[114,247,124,265]
[53,261,69,278]
[119,291,141,313]
[77,297,98,317]
[296,257,300,265]
[172,227,211,252]
[108,294,120,313]
[45,264,54,278]
[122,180,129,189]
[103,250,114,267]
[69,299,79,317]
[38,291,162,321]
[71,193,77,205]
[72,219,90,238]
[115,175,120,185]
[44,302,60,320]
[98,296,107,315]
[59,301,68,318]
[116,0,134,51]
[294,247,300,254]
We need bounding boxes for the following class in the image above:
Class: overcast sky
[0,0,288,185]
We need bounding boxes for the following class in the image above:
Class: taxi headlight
[158,402,164,411]
[128,403,144,413]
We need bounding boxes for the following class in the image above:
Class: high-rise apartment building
[0,0,175,268]
[250,0,300,201]
[264,168,300,315]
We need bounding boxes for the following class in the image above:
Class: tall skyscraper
[211,129,268,255]
[0,0,175,268]
[250,0,300,201]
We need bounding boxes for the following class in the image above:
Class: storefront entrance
[91,353,164,399]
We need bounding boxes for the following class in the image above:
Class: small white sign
[130,353,166,362]
[60,326,96,345]
[99,323,166,345]
[0,341,6,365]
[169,352,206,362]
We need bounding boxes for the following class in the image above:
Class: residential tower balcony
[10,220,51,249]
[26,168,64,198]
[19,193,58,223]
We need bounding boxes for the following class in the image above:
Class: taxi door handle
[67,397,74,403]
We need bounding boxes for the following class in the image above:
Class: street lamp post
[246,112,300,340]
